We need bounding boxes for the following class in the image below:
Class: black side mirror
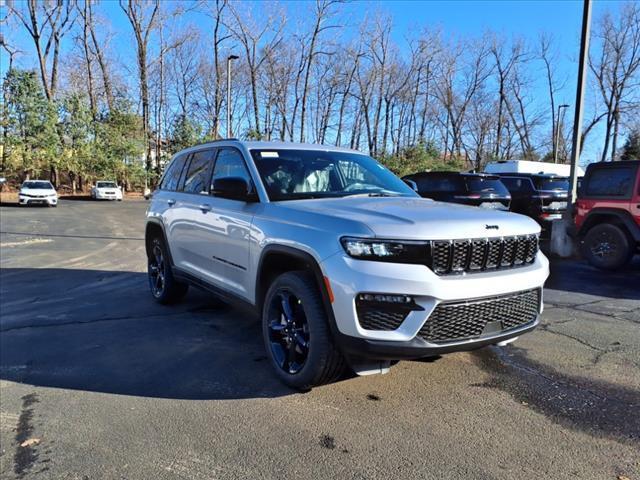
[212,177,256,202]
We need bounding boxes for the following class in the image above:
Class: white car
[18,180,58,207]
[91,181,123,201]
[146,140,549,389]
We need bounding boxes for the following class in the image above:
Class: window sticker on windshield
[261,151,279,158]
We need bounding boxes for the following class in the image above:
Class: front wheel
[581,223,632,270]
[147,236,188,304]
[262,271,345,390]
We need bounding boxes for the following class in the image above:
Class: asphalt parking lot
[1,199,639,480]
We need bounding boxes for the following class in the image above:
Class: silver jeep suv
[145,140,549,389]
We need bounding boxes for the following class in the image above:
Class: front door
[195,147,258,300]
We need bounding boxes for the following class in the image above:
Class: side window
[160,153,188,191]
[501,177,530,193]
[585,167,633,197]
[183,149,215,194]
[211,148,252,187]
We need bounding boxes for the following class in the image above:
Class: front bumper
[321,251,549,359]
[94,191,122,200]
[19,195,57,206]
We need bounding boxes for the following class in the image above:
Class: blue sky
[1,0,628,164]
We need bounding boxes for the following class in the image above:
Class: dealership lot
[0,200,639,479]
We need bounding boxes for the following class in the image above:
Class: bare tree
[8,0,76,100]
[119,0,160,171]
[490,35,526,158]
[226,3,284,138]
[298,0,340,142]
[589,2,640,161]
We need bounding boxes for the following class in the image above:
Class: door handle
[167,199,176,206]
[199,204,211,212]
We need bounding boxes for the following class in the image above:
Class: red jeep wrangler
[575,160,640,269]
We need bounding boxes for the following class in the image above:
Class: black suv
[498,174,569,230]
[402,172,511,210]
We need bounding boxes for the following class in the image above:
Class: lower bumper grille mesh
[418,289,540,344]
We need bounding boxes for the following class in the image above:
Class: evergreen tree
[3,69,59,181]
[620,129,640,161]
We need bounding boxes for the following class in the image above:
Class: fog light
[357,293,414,304]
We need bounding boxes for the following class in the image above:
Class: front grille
[430,234,538,275]
[418,288,540,344]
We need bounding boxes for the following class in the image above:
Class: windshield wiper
[342,191,401,198]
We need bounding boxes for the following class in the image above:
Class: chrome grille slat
[429,234,539,275]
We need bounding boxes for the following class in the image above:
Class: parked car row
[402,169,571,235]
[14,180,123,206]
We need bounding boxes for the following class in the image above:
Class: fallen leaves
[20,438,41,448]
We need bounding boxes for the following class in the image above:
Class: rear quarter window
[160,153,189,191]
[585,167,634,197]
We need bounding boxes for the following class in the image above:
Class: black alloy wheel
[148,240,166,298]
[267,290,310,375]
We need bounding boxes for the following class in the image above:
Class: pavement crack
[539,325,605,352]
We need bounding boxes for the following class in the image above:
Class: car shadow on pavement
[546,256,640,300]
[0,268,295,400]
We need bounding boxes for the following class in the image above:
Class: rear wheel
[262,271,345,390]
[147,236,188,303]
[581,223,632,270]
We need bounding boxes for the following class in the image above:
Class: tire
[581,223,632,270]
[147,236,189,304]
[262,271,345,390]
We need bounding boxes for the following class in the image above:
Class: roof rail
[190,138,239,148]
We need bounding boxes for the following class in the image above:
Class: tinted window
[501,177,534,193]
[160,154,188,191]
[251,149,415,201]
[96,182,117,188]
[534,178,569,191]
[585,167,633,197]
[183,149,215,194]
[211,148,252,187]
[465,177,510,195]
[415,176,464,193]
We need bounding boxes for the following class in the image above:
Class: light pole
[568,0,592,203]
[226,54,239,139]
[554,104,570,163]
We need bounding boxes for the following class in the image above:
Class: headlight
[340,237,429,264]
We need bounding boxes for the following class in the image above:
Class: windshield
[97,182,117,188]
[465,177,510,196]
[534,177,569,191]
[22,181,53,190]
[250,149,416,201]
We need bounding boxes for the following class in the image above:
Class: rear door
[168,148,217,276]
[156,152,190,263]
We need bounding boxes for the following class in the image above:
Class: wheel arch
[579,209,640,243]
[145,219,175,266]
[256,245,337,331]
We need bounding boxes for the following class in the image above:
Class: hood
[20,187,56,196]
[281,196,540,239]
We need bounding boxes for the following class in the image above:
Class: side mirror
[403,179,418,192]
[212,177,256,202]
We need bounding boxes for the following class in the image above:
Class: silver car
[145,140,549,389]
